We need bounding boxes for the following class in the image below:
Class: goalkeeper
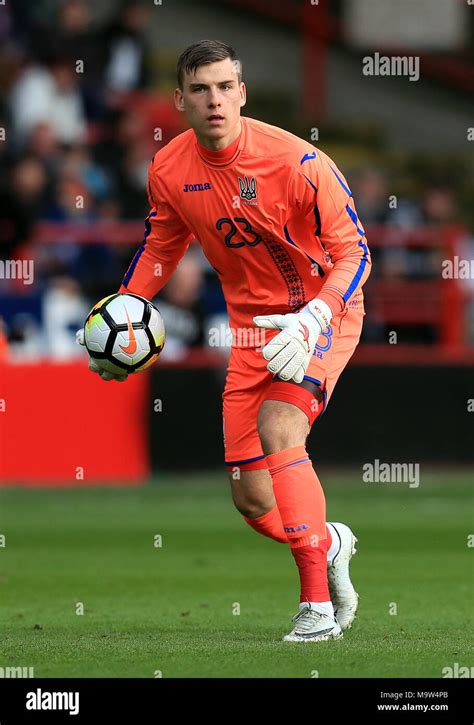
[79,40,371,642]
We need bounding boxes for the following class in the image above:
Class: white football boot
[327,522,359,630]
[282,603,343,642]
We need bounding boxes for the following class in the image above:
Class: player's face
[175,58,246,150]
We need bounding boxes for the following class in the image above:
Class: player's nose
[207,87,221,107]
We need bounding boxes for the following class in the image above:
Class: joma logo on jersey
[183,183,212,192]
[238,175,257,202]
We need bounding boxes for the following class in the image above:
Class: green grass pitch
[0,471,472,678]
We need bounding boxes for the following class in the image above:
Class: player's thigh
[257,397,311,454]
[222,346,269,468]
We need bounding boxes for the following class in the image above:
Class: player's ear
[239,82,247,108]
[174,88,185,113]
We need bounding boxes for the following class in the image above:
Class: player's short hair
[176,40,242,90]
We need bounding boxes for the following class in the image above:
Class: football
[83,293,165,374]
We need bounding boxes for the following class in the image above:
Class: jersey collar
[195,119,246,167]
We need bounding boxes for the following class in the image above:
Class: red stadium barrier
[365,224,470,352]
[0,362,150,485]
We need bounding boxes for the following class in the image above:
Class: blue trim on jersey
[225,454,266,467]
[325,165,369,302]
[330,165,352,197]
[327,165,366,237]
[343,239,370,302]
[302,175,322,237]
[122,211,157,287]
[345,204,365,237]
[313,202,322,238]
[303,174,317,194]
[283,225,324,277]
[299,162,369,308]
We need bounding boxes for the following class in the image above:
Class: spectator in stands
[31,1,101,70]
[8,0,58,49]
[42,276,89,359]
[408,181,460,280]
[352,167,421,228]
[60,145,111,204]
[25,122,63,183]
[102,0,151,93]
[0,156,50,260]
[94,109,154,218]
[420,182,458,226]
[9,51,87,146]
[52,0,106,120]
[5,313,43,361]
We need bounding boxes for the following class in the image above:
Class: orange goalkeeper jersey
[121,116,371,345]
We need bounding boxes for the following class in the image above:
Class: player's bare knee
[257,399,309,456]
[227,468,275,518]
[228,483,272,518]
[232,498,271,518]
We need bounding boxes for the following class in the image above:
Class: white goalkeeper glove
[253,298,332,384]
[76,328,128,382]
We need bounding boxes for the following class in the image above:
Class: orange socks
[243,505,288,543]
[265,445,330,603]
[244,505,333,551]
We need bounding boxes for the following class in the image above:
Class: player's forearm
[119,245,181,299]
[315,246,372,316]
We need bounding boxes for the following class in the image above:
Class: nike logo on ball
[119,309,137,354]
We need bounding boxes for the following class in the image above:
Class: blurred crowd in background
[0,0,473,361]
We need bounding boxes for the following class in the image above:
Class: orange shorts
[222,299,365,468]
